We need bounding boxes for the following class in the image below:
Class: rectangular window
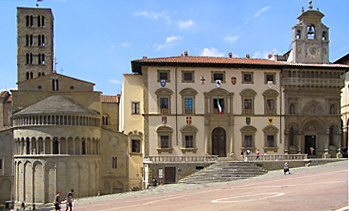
[244,135,253,147]
[185,135,194,148]
[265,73,275,83]
[159,72,168,81]
[158,70,171,82]
[182,71,194,83]
[112,157,117,169]
[38,35,45,46]
[242,72,253,84]
[131,139,140,153]
[213,98,224,114]
[38,15,45,27]
[26,15,33,27]
[267,99,274,110]
[267,135,275,147]
[244,99,253,115]
[0,159,2,169]
[26,53,33,65]
[184,98,192,114]
[213,73,223,81]
[38,54,45,65]
[160,97,169,114]
[160,135,170,148]
[132,102,140,114]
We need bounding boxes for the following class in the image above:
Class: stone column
[323,129,330,158]
[297,130,303,154]
[284,129,289,154]
[43,139,46,154]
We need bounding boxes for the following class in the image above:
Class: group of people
[54,189,74,211]
[240,149,291,175]
[241,149,260,160]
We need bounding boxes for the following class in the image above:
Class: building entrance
[212,127,226,157]
[164,167,176,184]
[305,135,316,157]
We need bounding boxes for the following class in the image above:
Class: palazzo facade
[120,3,348,187]
[0,2,347,208]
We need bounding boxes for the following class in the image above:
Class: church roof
[13,95,99,116]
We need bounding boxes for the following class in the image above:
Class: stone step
[178,161,267,184]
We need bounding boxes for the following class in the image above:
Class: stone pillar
[50,139,53,155]
[284,129,289,154]
[66,138,69,155]
[43,139,46,154]
[323,129,330,158]
[297,130,303,154]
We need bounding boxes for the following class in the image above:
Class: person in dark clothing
[54,192,61,211]
[284,162,291,175]
[65,189,74,211]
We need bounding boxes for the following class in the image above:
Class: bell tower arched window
[307,24,315,39]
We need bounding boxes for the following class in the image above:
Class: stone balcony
[143,155,218,164]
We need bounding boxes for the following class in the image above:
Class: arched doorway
[212,127,226,157]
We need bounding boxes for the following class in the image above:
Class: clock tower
[287,1,329,64]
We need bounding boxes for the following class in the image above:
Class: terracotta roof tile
[0,91,9,98]
[132,56,284,65]
[102,95,119,103]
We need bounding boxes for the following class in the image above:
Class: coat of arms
[186,116,192,124]
[160,79,166,87]
[231,77,236,85]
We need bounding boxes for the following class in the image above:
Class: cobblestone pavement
[36,160,348,210]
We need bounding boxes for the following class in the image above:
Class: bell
[308,25,315,34]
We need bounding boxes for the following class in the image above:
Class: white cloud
[255,6,271,18]
[252,48,280,59]
[121,42,131,48]
[166,35,181,43]
[109,79,121,85]
[224,35,240,44]
[200,47,224,57]
[132,10,169,20]
[178,20,194,30]
[154,36,181,51]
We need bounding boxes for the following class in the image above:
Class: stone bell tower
[287,0,329,64]
[17,7,54,83]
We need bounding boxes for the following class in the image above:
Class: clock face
[306,44,320,59]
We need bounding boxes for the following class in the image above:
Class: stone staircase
[178,161,268,184]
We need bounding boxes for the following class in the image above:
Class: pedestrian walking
[256,149,260,160]
[284,162,291,175]
[241,150,244,160]
[65,189,74,211]
[54,192,61,211]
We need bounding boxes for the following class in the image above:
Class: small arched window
[296,30,301,39]
[330,104,336,114]
[290,104,296,115]
[102,114,110,125]
[82,141,86,155]
[322,31,327,40]
[307,24,315,39]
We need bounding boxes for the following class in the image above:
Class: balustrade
[143,155,218,163]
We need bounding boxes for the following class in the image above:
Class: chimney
[184,51,188,57]
[246,54,250,59]
[142,56,147,59]
[228,52,232,58]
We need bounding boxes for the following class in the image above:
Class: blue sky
[0,0,348,95]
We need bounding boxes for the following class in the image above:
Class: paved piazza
[56,160,349,211]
